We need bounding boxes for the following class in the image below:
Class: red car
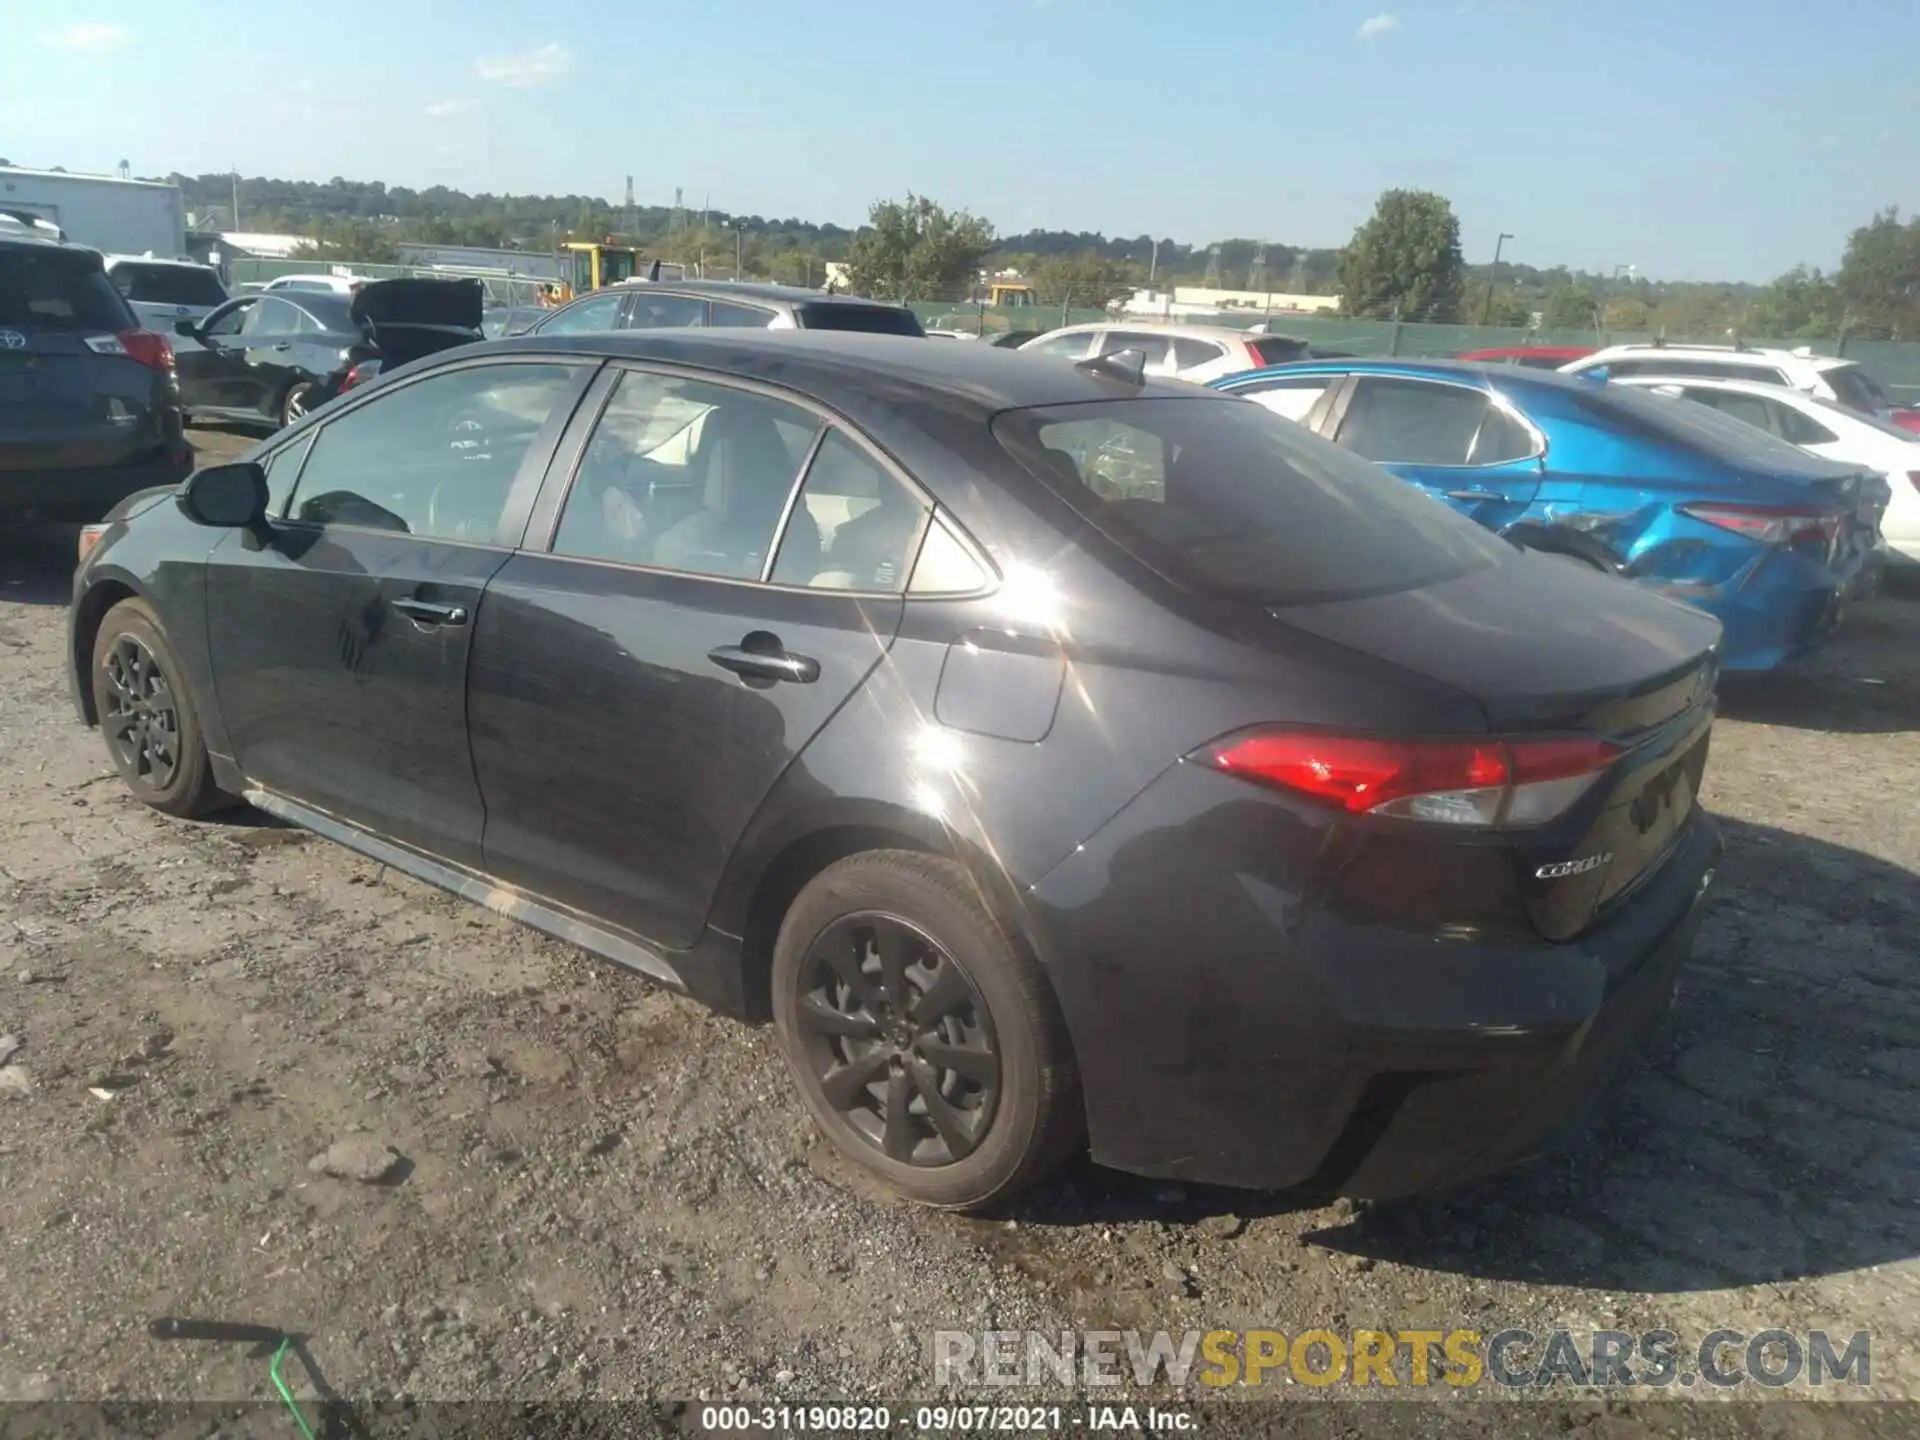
[1456,346,1595,369]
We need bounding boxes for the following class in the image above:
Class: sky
[5,0,1917,283]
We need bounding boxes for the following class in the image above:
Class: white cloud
[474,43,572,87]
[424,98,481,116]
[44,22,129,51]
[1357,13,1401,39]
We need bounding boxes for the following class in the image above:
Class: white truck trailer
[0,167,188,258]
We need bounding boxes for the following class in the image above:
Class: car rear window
[0,248,133,332]
[1249,336,1311,366]
[111,263,227,307]
[1580,383,1849,478]
[795,302,925,336]
[1822,363,1889,414]
[992,396,1511,605]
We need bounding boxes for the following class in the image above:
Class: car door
[233,296,306,417]
[201,357,593,867]
[1326,374,1543,529]
[174,298,253,413]
[466,364,925,949]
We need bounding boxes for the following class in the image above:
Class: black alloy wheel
[792,914,1001,1167]
[772,850,1083,1210]
[90,598,230,819]
[101,633,181,790]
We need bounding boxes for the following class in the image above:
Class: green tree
[1837,208,1920,338]
[1029,251,1141,308]
[843,194,994,302]
[1479,288,1532,327]
[1336,190,1465,321]
[1601,295,1653,331]
[1743,265,1845,340]
[1542,285,1598,331]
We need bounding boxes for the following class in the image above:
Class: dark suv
[1,234,193,524]
[529,279,925,338]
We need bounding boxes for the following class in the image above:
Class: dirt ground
[1,425,1917,1433]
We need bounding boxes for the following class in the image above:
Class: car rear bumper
[1648,550,1846,672]
[0,447,194,524]
[1025,766,1722,1196]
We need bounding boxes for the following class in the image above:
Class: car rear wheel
[280,382,318,427]
[771,850,1083,1210]
[91,598,230,819]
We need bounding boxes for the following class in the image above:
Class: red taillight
[77,524,108,565]
[1679,502,1839,546]
[340,361,380,392]
[1889,410,1920,435]
[83,330,174,370]
[1202,730,1621,828]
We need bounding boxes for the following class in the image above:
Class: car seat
[651,405,820,580]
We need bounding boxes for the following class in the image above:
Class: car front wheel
[91,598,230,819]
[771,850,1083,1210]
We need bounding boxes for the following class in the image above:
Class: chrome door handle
[708,644,819,684]
[391,597,469,626]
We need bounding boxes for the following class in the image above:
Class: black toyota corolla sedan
[67,330,1723,1210]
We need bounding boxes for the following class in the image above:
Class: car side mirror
[173,319,198,338]
[179,461,268,530]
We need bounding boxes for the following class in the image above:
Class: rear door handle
[708,643,819,684]
[271,342,292,351]
[391,597,469,626]
[1447,488,1502,502]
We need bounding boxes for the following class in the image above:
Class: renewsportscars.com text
[932,1328,1871,1390]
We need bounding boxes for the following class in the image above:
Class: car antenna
[1074,348,1148,386]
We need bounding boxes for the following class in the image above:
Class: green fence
[910,304,1920,402]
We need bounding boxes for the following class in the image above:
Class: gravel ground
[1,425,1917,1434]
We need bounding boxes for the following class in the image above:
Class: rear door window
[1231,377,1333,423]
[1098,331,1174,370]
[1823,364,1888,414]
[110,263,227,307]
[1023,332,1094,359]
[992,397,1509,604]
[538,292,627,334]
[1335,377,1495,465]
[771,430,929,591]
[0,249,132,332]
[793,302,923,335]
[626,293,707,329]
[1170,337,1227,370]
[709,300,777,328]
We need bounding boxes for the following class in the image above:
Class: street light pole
[734,223,743,280]
[1478,232,1513,325]
[1149,238,1161,288]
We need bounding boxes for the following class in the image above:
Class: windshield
[795,302,925,336]
[0,248,133,332]
[111,263,227,307]
[992,395,1511,605]
[1823,364,1889,414]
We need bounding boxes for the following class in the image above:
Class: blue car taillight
[1678,502,1841,548]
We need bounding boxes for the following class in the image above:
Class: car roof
[104,254,214,269]
[616,278,912,310]
[481,328,1215,413]
[1613,374,1812,397]
[1028,322,1272,343]
[1217,356,1604,392]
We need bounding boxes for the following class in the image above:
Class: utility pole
[1148,238,1161,287]
[230,165,241,232]
[734,222,743,280]
[1478,232,1513,325]
[624,175,635,238]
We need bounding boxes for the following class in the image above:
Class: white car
[260,273,365,295]
[102,255,229,336]
[1564,343,1917,428]
[1616,374,1920,570]
[1017,322,1315,384]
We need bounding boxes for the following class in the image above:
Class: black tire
[90,598,230,819]
[771,850,1083,1210]
[280,381,318,428]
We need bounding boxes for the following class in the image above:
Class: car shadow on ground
[1013,815,1920,1294]
[1716,589,1920,735]
[0,523,82,607]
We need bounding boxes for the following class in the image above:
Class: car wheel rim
[101,636,180,790]
[794,914,1000,1167]
[285,388,307,421]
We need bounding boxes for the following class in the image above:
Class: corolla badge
[0,331,25,349]
[1536,853,1612,879]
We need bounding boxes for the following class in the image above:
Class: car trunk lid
[1272,547,1722,940]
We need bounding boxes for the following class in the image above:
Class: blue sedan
[1210,359,1876,672]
